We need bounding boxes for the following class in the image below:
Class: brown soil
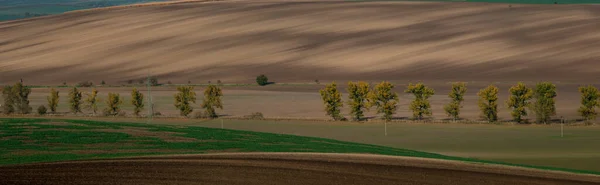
[0,153,598,185]
[1,1,599,85]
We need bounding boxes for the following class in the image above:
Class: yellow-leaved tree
[506,82,533,123]
[319,82,344,121]
[201,84,223,118]
[174,86,196,117]
[346,81,370,121]
[478,85,499,122]
[367,81,398,121]
[405,83,434,120]
[444,82,467,121]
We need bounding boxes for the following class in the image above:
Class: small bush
[62,82,67,86]
[188,80,191,84]
[244,112,264,120]
[217,80,222,85]
[315,79,319,84]
[101,80,106,85]
[78,81,93,87]
[127,80,133,84]
[149,77,159,86]
[167,81,172,85]
[37,105,47,115]
[256,74,269,86]
[193,111,208,119]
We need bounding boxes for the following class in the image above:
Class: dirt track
[1,1,600,85]
[1,153,599,185]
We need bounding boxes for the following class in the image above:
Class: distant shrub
[217,80,222,85]
[244,112,264,120]
[62,82,67,86]
[167,81,172,85]
[101,80,106,85]
[315,79,319,84]
[208,80,211,84]
[193,111,208,119]
[127,80,133,84]
[78,81,93,87]
[37,105,47,115]
[256,74,269,86]
[149,77,159,86]
[188,80,191,84]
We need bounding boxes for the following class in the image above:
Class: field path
[1,153,599,184]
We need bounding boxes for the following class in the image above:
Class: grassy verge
[0,118,599,175]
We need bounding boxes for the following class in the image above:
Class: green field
[1,118,600,176]
[172,119,600,172]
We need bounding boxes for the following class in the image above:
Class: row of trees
[1,82,224,118]
[2,80,600,123]
[320,81,600,123]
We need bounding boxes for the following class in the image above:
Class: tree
[405,83,435,120]
[506,82,533,123]
[531,82,557,124]
[68,87,82,114]
[47,88,59,113]
[85,88,100,115]
[478,85,499,122]
[104,92,123,116]
[367,81,398,121]
[444,82,467,120]
[347,81,371,121]
[319,82,344,120]
[201,84,223,118]
[130,88,145,117]
[578,85,600,121]
[101,80,106,86]
[12,82,32,114]
[2,86,14,114]
[256,74,269,86]
[174,86,196,117]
